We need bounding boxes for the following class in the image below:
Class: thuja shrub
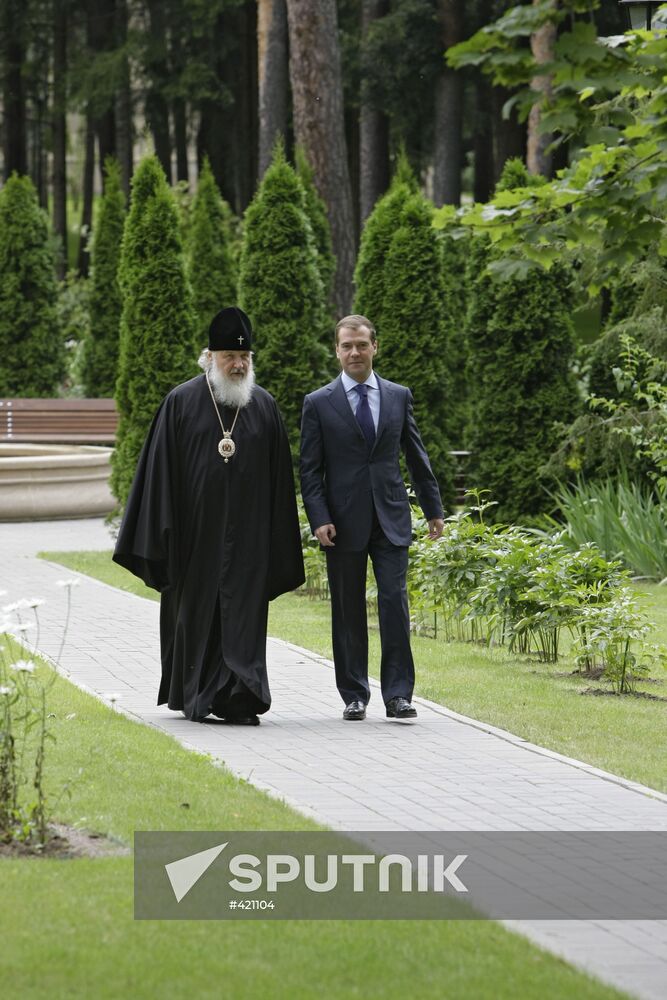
[188,158,238,345]
[82,158,126,396]
[238,143,329,446]
[0,174,64,396]
[465,163,579,523]
[111,155,196,508]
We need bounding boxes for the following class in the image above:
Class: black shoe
[386,697,417,720]
[220,714,260,726]
[343,700,366,721]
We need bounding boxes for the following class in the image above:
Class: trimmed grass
[41,550,667,793]
[0,635,628,998]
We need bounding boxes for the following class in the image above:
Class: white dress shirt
[341,370,380,431]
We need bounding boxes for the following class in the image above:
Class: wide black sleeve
[112,396,178,592]
[267,400,305,601]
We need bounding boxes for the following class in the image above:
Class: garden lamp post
[619,1,667,30]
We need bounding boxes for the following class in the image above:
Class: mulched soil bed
[0,823,130,859]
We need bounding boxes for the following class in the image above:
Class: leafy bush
[111,155,196,508]
[81,159,126,396]
[0,174,64,396]
[238,143,329,448]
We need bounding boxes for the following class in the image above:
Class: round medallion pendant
[218,437,236,462]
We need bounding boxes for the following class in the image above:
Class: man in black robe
[113,307,305,725]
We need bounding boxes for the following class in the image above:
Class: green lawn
[0,632,628,999]
[41,549,667,794]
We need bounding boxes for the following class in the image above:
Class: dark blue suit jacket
[300,373,443,550]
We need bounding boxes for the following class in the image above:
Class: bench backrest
[0,398,119,444]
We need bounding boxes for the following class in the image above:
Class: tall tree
[295,146,335,313]
[433,0,464,206]
[1,0,28,178]
[286,0,356,316]
[257,0,289,179]
[527,0,557,178]
[52,0,68,277]
[115,0,133,196]
[0,175,64,396]
[112,155,196,506]
[359,0,390,225]
[144,0,172,182]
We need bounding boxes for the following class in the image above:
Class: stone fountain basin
[0,444,115,521]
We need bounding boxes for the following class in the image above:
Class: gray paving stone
[2,517,666,1000]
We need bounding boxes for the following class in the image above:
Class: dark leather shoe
[386,697,417,720]
[343,700,366,721]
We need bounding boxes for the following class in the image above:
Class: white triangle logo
[165,842,228,902]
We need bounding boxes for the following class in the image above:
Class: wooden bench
[0,398,119,445]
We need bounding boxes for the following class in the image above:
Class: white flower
[26,598,44,609]
[11,659,36,673]
[15,622,33,633]
[0,686,12,696]
[2,601,22,613]
[56,578,80,589]
[104,692,121,706]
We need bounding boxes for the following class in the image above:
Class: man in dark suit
[300,314,444,722]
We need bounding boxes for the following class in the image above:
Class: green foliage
[589,308,667,402]
[439,223,470,448]
[56,272,91,397]
[407,493,661,691]
[81,160,126,397]
[295,147,336,313]
[465,222,580,522]
[609,252,667,324]
[362,0,442,171]
[111,156,196,507]
[353,155,416,323]
[188,158,238,346]
[238,144,329,446]
[447,4,667,293]
[377,191,455,507]
[540,476,667,581]
[0,174,64,396]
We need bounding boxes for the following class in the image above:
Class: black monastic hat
[208,307,253,351]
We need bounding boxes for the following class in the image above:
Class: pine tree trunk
[53,0,68,278]
[115,0,133,196]
[473,77,494,203]
[286,0,356,316]
[145,0,172,181]
[88,0,117,181]
[492,85,525,182]
[257,0,289,179]
[236,2,258,209]
[78,111,96,277]
[527,0,557,178]
[433,0,464,207]
[2,0,27,177]
[173,98,189,183]
[359,0,389,226]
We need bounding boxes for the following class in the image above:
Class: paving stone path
[2,518,666,999]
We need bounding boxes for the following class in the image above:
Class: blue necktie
[354,383,376,449]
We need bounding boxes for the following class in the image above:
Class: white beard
[206,359,256,408]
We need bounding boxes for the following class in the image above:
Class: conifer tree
[0,174,64,396]
[439,217,470,448]
[188,159,238,345]
[81,159,126,396]
[466,160,579,523]
[379,192,455,508]
[111,155,197,507]
[238,144,329,446]
[295,146,335,311]
[353,151,416,328]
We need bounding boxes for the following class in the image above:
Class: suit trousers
[325,510,415,705]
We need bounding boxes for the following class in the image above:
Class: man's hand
[427,518,444,541]
[315,523,337,547]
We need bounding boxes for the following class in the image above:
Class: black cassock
[113,375,305,720]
